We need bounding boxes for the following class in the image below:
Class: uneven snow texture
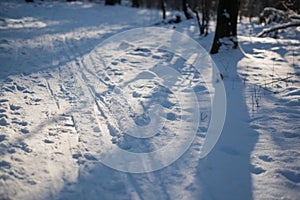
[0,1,300,200]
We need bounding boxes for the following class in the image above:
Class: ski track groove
[64,34,135,197]
[45,79,60,110]
[76,53,122,134]
[62,37,87,199]
[77,47,195,199]
[67,41,171,199]
[33,33,88,199]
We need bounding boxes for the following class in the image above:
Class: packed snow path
[1,1,300,200]
[0,2,213,199]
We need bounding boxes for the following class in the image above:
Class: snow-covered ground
[0,1,299,200]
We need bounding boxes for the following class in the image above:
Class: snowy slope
[0,1,300,200]
[237,36,300,199]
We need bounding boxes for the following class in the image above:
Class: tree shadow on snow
[195,48,259,200]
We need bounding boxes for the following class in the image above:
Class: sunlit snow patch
[86,27,226,173]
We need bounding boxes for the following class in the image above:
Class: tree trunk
[132,0,139,8]
[105,0,115,5]
[183,0,193,20]
[248,0,256,22]
[201,0,210,36]
[193,9,202,34]
[161,0,166,20]
[210,0,240,54]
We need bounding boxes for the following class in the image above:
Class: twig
[259,75,294,87]
[257,21,300,37]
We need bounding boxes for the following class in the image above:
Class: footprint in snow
[37,83,47,88]
[250,164,266,175]
[0,118,9,126]
[9,104,21,111]
[0,160,11,169]
[258,155,274,162]
[0,113,8,118]
[0,135,6,142]
[21,128,29,134]
[283,132,300,139]
[15,84,26,91]
[44,139,54,144]
[13,142,32,153]
[23,90,34,94]
[133,113,151,126]
[0,99,9,103]
[84,153,97,161]
[12,120,28,126]
[278,170,300,183]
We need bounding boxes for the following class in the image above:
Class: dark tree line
[25,0,299,54]
[99,0,300,54]
[126,0,299,14]
[105,0,121,5]
[135,0,297,53]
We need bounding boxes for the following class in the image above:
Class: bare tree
[193,0,210,36]
[210,0,240,54]
[248,0,257,22]
[161,0,166,20]
[183,0,193,19]
[200,0,210,35]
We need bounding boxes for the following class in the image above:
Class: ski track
[67,40,210,199]
[0,2,209,199]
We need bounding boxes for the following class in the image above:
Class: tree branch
[257,21,300,37]
[290,15,300,20]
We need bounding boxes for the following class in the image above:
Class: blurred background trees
[28,0,299,52]
[52,0,300,22]
[124,0,299,16]
[120,0,299,52]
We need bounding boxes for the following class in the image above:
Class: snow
[223,9,230,19]
[0,1,300,200]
